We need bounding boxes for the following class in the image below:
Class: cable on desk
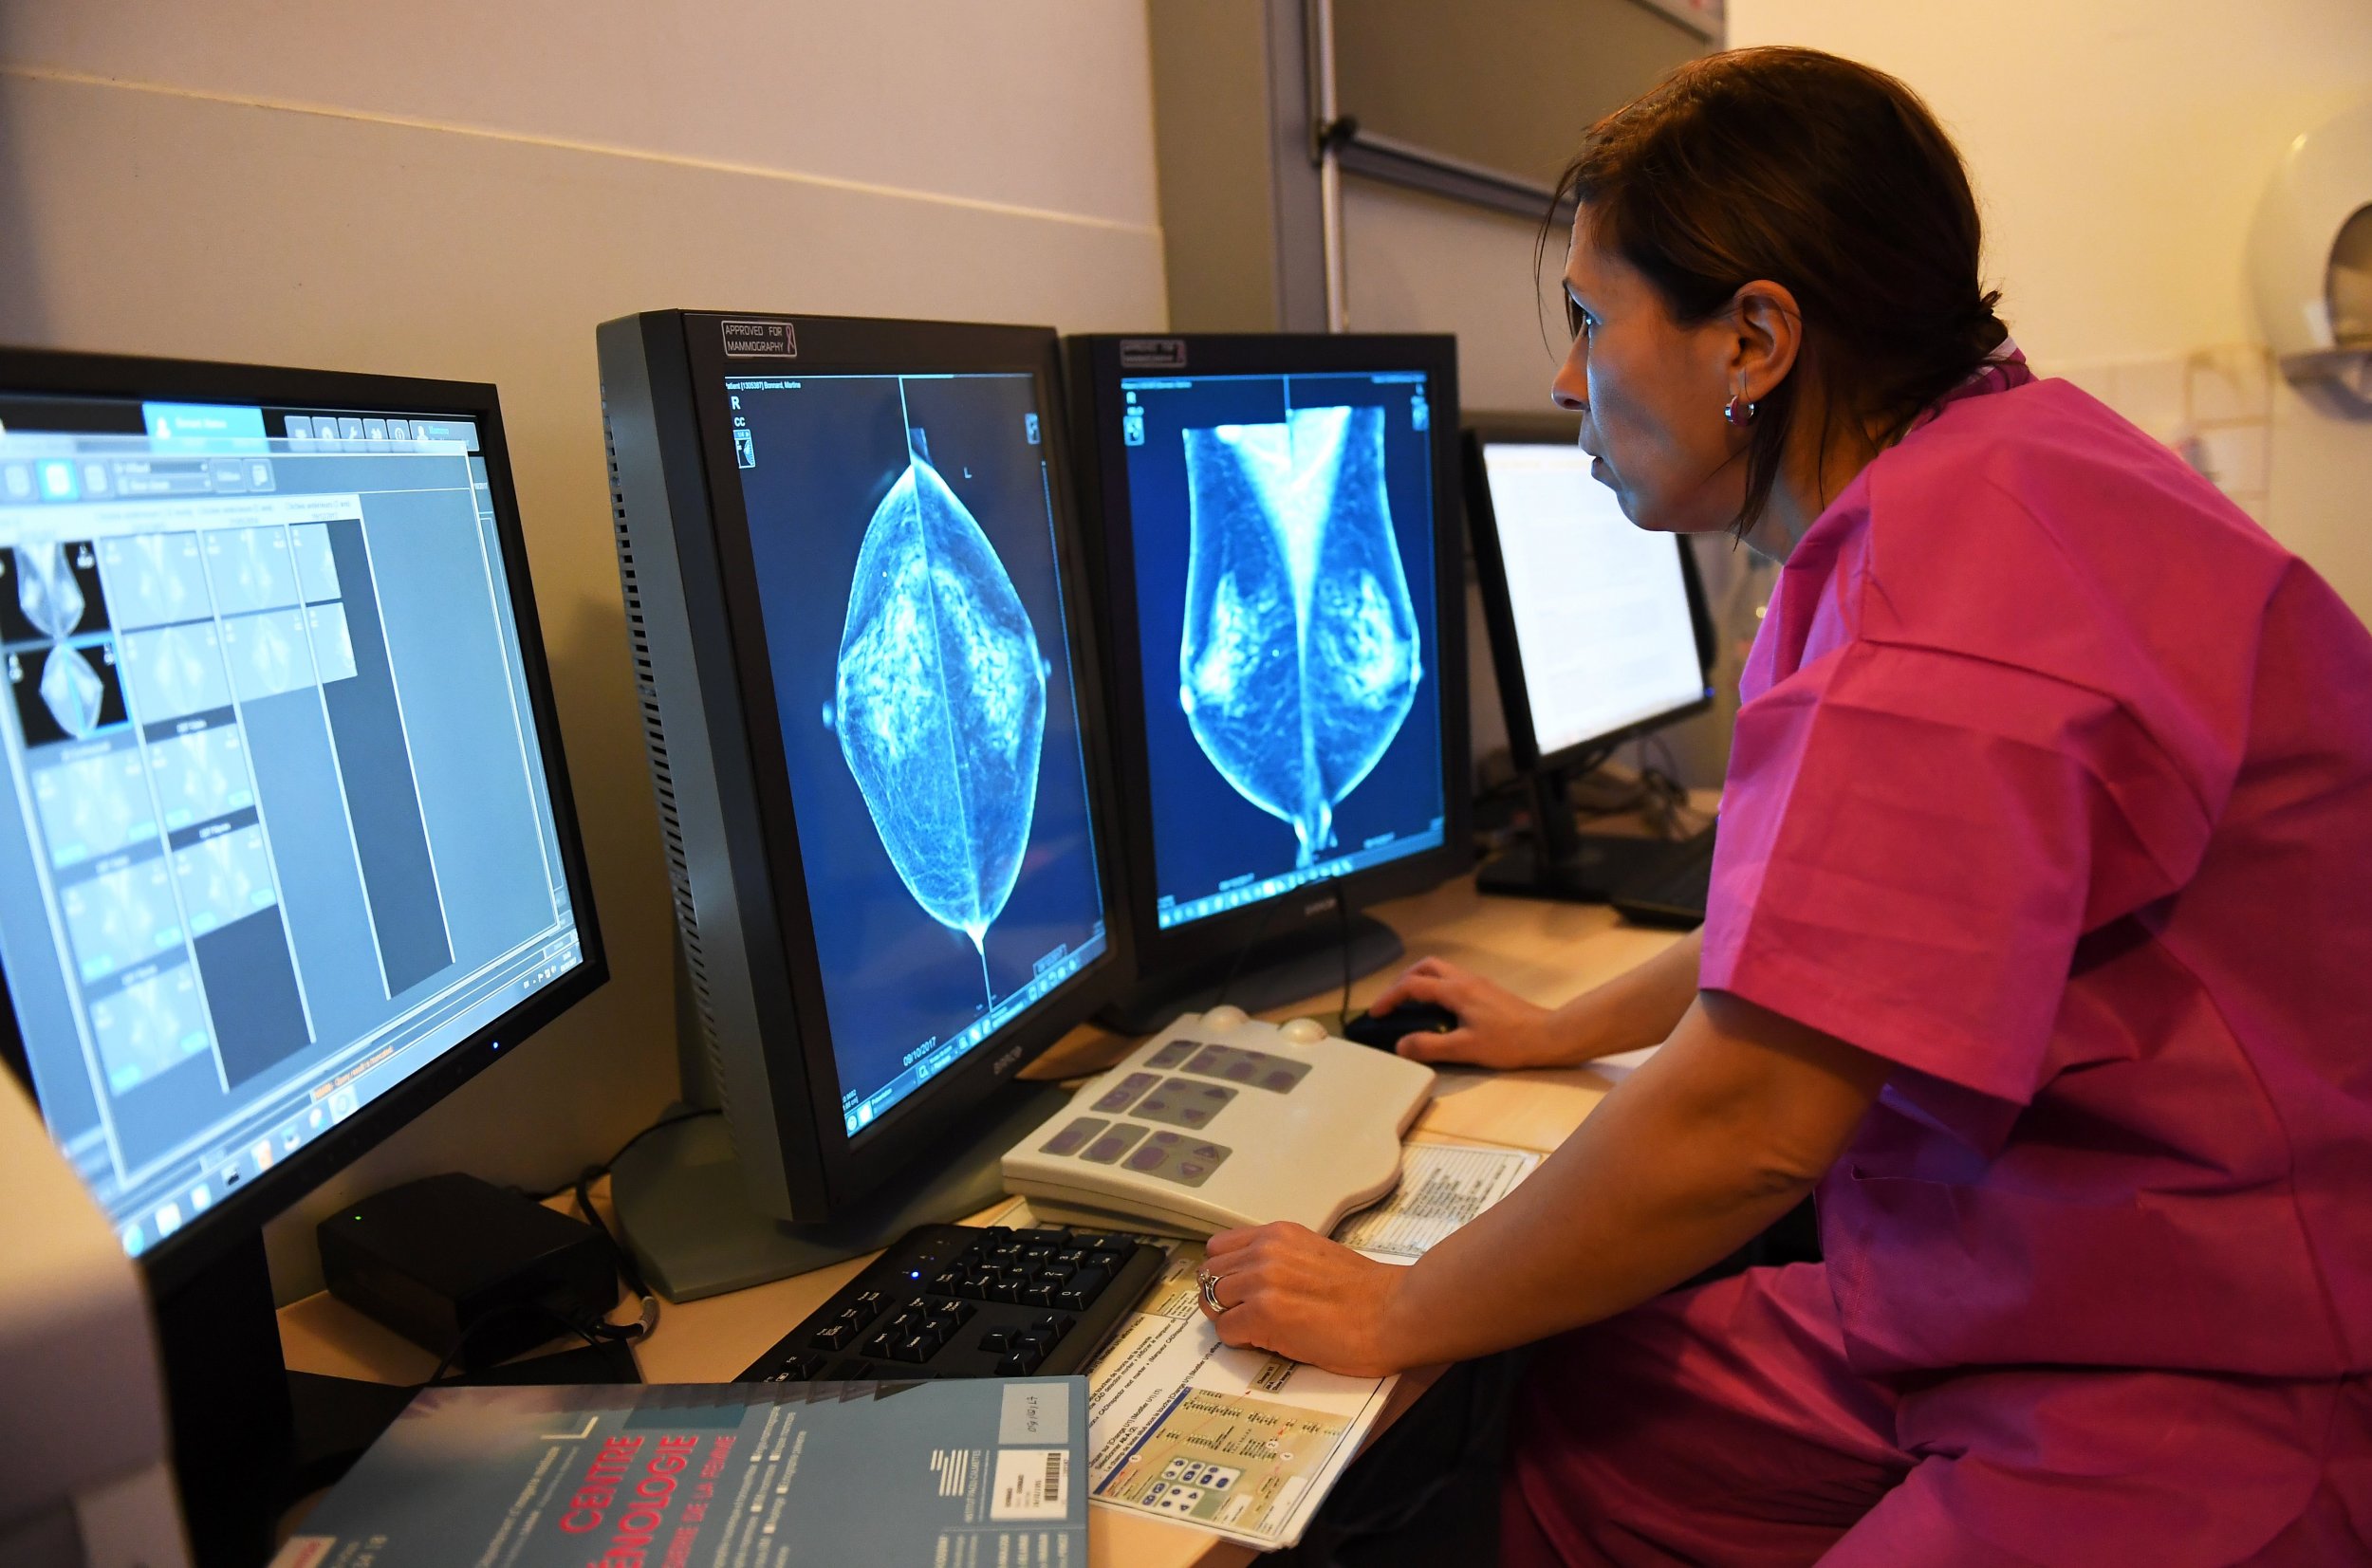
[507,1105,724,1358]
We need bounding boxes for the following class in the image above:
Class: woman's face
[1551,210,1750,533]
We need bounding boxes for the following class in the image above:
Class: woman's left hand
[1195,1222,1418,1378]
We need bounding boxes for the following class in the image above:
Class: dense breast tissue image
[1178,405,1421,867]
[831,431,1048,998]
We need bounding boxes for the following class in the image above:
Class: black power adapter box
[320,1172,618,1371]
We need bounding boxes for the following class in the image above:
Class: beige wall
[0,2,1167,1300]
[1729,0,2372,618]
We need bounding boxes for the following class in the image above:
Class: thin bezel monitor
[1066,333,1473,982]
[1463,416,1716,775]
[0,347,606,1293]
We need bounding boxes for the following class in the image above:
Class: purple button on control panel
[1094,1072,1161,1115]
[1040,1116,1108,1157]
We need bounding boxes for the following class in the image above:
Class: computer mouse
[1341,1002,1460,1050]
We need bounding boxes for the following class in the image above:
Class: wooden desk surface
[278,876,1677,1566]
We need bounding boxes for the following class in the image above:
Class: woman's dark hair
[1545,46,2010,529]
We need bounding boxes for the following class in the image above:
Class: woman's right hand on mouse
[1365,957,1571,1070]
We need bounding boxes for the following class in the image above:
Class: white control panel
[1000,1008,1435,1238]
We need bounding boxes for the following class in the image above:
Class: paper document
[1332,1140,1541,1264]
[1082,1244,1392,1550]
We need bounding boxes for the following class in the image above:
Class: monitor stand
[608,1077,1072,1304]
[1477,770,1703,903]
[1098,911,1406,1037]
[155,1231,416,1567]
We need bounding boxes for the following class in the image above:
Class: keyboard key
[979,1329,1012,1354]
[996,1347,1045,1375]
[1055,1267,1109,1312]
[1022,1281,1058,1308]
[811,1321,853,1351]
[987,1276,1022,1304]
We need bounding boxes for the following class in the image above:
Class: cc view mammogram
[1179,406,1421,866]
[831,431,1047,1000]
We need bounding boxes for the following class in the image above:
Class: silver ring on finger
[1195,1267,1229,1316]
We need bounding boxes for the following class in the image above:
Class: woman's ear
[1728,280,1804,404]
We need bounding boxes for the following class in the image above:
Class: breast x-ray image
[1178,405,1421,867]
[728,365,1107,1128]
[831,431,1047,999]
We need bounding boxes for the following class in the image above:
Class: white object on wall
[0,1072,190,1567]
[2250,101,2372,400]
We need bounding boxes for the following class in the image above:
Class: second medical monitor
[1067,334,1471,978]
[600,312,1122,1222]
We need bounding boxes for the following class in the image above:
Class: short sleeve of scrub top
[1699,634,2212,1113]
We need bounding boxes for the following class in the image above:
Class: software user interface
[1482,441,1706,754]
[721,369,1105,1136]
[1117,369,1445,930]
[0,396,585,1257]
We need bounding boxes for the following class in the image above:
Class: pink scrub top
[1701,356,2372,1381]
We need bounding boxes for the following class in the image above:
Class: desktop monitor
[1462,417,1715,900]
[1066,335,1472,1023]
[597,312,1125,1284]
[0,346,604,1561]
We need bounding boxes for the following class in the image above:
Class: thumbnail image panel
[32,746,157,866]
[87,961,212,1095]
[171,821,278,936]
[151,724,255,831]
[0,539,111,642]
[306,600,357,684]
[60,855,181,983]
[203,526,300,616]
[9,640,130,746]
[97,533,211,631]
[120,621,233,726]
[291,523,341,603]
[219,607,315,703]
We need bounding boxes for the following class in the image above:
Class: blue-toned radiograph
[1178,405,1421,866]
[18,542,88,638]
[39,644,107,738]
[828,430,1048,1002]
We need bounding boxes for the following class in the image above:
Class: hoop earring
[1723,394,1758,427]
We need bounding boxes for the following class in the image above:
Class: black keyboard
[736,1223,1166,1384]
[1608,830,1716,928]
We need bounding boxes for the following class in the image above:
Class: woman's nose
[1550,346,1587,413]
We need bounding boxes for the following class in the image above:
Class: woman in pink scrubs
[1193,46,2372,1564]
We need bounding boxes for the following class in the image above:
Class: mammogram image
[1178,406,1420,865]
[87,963,211,1094]
[17,540,90,638]
[32,747,156,864]
[832,434,1047,997]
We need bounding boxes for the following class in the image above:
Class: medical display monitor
[1068,334,1470,973]
[0,351,602,1274]
[598,312,1121,1221]
[1466,425,1712,767]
